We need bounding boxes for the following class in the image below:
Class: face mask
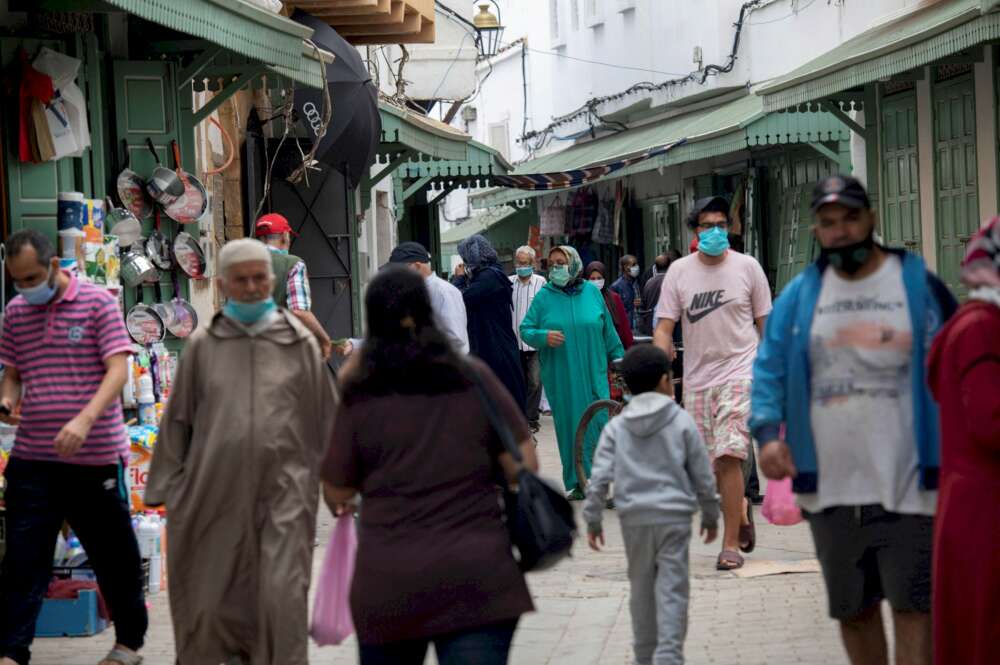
[516,266,534,278]
[629,265,640,278]
[223,297,277,324]
[16,266,57,305]
[590,278,605,291]
[820,233,875,275]
[550,265,571,287]
[273,248,289,255]
[698,227,730,257]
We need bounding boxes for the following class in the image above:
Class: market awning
[757,0,993,112]
[473,94,850,208]
[378,102,471,161]
[103,0,328,88]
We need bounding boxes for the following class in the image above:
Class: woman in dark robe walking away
[927,217,1000,665]
[455,235,528,412]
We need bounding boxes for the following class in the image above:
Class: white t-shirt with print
[800,255,936,516]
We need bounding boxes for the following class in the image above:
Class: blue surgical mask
[223,297,277,324]
[516,266,534,279]
[698,227,730,257]
[550,265,571,287]
[273,248,289,255]
[16,267,57,305]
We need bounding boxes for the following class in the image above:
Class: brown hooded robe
[145,310,337,665]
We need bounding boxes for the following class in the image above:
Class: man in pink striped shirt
[0,230,146,665]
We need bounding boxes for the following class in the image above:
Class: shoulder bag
[472,371,577,572]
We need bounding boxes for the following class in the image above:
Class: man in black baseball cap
[337,241,469,358]
[752,174,956,664]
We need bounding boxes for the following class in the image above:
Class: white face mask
[629,265,640,278]
[590,278,605,291]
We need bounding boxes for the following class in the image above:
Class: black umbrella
[291,10,381,190]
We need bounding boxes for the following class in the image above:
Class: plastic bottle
[138,371,157,426]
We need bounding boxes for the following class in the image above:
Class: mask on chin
[223,297,277,324]
[16,266,57,305]
[820,233,875,275]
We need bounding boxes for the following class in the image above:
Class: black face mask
[820,232,875,275]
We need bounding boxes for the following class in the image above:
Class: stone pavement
[31,416,852,665]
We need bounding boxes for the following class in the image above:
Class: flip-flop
[739,501,756,553]
[716,550,745,571]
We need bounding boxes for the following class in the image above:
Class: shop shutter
[880,90,922,254]
[933,73,979,298]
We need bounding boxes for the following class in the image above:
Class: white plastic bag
[33,48,90,158]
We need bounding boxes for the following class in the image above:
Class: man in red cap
[255,213,332,359]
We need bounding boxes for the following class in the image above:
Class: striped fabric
[492,139,687,191]
[0,272,133,465]
[510,273,547,351]
[286,260,312,311]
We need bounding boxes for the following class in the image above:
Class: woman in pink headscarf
[927,217,1000,665]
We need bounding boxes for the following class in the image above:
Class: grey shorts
[805,505,933,621]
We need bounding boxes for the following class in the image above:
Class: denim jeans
[359,619,518,665]
[0,458,148,665]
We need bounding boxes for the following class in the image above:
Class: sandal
[739,500,756,553]
[716,550,745,571]
[567,487,585,501]
[99,648,142,665]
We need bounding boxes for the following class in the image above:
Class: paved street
[32,416,852,665]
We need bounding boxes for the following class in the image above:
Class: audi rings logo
[303,102,323,136]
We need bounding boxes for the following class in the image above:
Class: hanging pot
[164,140,208,224]
[116,139,152,220]
[144,137,184,206]
[174,231,207,279]
[146,208,173,270]
[167,269,198,338]
[126,283,165,345]
[105,197,142,248]
[120,247,157,288]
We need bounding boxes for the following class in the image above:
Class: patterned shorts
[684,380,752,462]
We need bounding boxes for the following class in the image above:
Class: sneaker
[605,497,615,510]
[567,487,585,501]
[529,421,541,433]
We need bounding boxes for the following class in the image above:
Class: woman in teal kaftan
[519,246,624,496]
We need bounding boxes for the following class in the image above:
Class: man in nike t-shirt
[654,196,772,571]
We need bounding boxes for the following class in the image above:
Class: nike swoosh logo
[686,299,734,323]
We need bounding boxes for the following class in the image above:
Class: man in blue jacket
[750,176,955,665]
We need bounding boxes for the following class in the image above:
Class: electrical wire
[524,48,688,77]
[521,0,766,150]
[430,30,474,100]
[748,0,818,25]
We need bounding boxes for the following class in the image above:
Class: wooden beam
[807,142,841,165]
[428,182,460,206]
[402,175,433,201]
[193,66,266,125]
[822,101,868,140]
[369,149,417,187]
[177,47,223,90]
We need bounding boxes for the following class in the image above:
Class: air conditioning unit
[461,106,478,122]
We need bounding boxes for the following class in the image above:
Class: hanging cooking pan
[174,231,207,280]
[126,283,165,345]
[164,140,208,224]
[145,138,184,206]
[167,269,198,338]
[105,197,142,249]
[147,208,173,270]
[120,246,158,288]
[116,139,152,220]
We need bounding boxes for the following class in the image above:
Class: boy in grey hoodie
[584,344,720,665]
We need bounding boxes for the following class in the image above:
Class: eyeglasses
[697,222,729,231]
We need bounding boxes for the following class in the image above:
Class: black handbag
[473,375,577,572]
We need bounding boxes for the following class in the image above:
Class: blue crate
[35,590,108,637]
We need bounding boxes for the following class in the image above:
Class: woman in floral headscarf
[928,217,1000,665]
[519,246,625,498]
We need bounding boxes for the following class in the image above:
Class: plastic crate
[35,590,108,637]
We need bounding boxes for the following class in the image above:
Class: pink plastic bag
[310,514,357,645]
[761,477,803,526]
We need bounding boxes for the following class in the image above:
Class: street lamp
[472,2,504,59]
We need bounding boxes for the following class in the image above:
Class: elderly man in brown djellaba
[145,238,337,665]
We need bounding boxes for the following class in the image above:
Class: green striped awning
[104,0,325,88]
[472,93,850,209]
[757,0,990,111]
